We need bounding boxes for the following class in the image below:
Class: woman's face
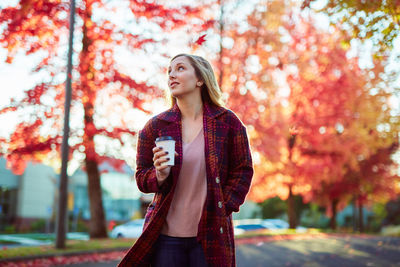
[168,56,202,98]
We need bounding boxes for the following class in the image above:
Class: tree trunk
[358,199,364,233]
[330,199,338,230]
[80,4,107,238]
[85,156,107,238]
[352,196,358,232]
[83,94,107,238]
[287,185,297,228]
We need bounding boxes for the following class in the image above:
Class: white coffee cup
[155,136,175,166]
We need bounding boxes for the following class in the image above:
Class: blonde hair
[167,54,224,108]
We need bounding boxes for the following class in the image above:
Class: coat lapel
[157,102,228,182]
[157,104,183,188]
[203,102,229,178]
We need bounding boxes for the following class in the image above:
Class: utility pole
[55,0,75,249]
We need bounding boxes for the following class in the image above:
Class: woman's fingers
[152,146,163,159]
[157,164,170,171]
[153,148,168,162]
[152,147,177,169]
[154,155,170,168]
[152,146,163,153]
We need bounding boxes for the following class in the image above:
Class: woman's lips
[170,82,179,87]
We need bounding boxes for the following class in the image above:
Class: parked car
[233,227,246,236]
[233,218,300,235]
[262,219,289,229]
[233,223,268,236]
[234,223,268,231]
[233,219,268,236]
[110,219,145,238]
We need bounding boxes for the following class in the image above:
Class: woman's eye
[178,66,184,70]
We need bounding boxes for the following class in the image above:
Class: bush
[69,219,89,232]
[30,219,46,233]
[1,225,16,234]
[259,195,313,227]
[381,225,400,236]
[300,203,330,228]
[259,197,287,219]
[383,198,400,226]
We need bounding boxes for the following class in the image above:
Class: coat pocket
[143,204,155,231]
[215,178,227,217]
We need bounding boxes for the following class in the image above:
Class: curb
[0,246,130,263]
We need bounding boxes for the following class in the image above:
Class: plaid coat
[118,101,253,267]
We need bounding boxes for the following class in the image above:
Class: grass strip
[0,238,135,260]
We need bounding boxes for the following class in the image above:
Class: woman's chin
[170,87,198,99]
[170,89,185,98]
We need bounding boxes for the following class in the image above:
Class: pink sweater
[161,126,207,237]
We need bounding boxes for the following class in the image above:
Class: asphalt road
[71,234,400,267]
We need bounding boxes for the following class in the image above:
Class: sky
[0,0,399,174]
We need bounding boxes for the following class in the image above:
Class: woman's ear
[196,81,203,87]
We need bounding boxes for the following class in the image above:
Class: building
[0,157,19,229]
[70,161,142,222]
[0,157,143,232]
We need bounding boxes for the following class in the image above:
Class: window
[0,187,17,230]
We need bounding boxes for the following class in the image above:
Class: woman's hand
[152,146,178,186]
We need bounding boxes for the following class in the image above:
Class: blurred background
[0,0,400,249]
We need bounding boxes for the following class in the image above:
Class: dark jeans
[151,234,208,267]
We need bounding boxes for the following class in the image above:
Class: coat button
[215,177,220,183]
[218,201,222,208]
[220,227,224,234]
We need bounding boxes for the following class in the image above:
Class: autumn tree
[0,0,214,238]
[281,13,400,229]
[301,0,400,57]
[211,0,310,227]
[207,0,400,229]
[211,0,307,227]
[215,0,290,166]
[349,142,399,231]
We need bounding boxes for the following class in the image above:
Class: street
[71,234,400,267]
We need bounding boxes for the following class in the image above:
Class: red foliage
[0,1,216,236]
[195,34,207,46]
[217,1,399,218]
[0,0,215,174]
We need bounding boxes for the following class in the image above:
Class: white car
[110,219,145,238]
[262,219,289,229]
[233,219,268,236]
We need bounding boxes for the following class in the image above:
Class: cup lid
[155,136,174,142]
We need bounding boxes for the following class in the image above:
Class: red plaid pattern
[118,102,253,267]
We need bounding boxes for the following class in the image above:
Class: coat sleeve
[223,122,254,216]
[135,120,167,193]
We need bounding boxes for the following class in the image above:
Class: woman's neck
[176,97,203,121]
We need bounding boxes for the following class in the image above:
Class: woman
[118,54,253,267]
